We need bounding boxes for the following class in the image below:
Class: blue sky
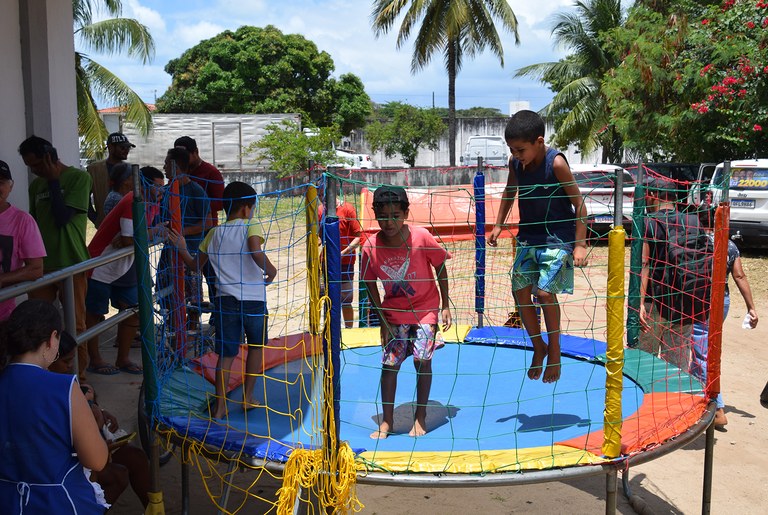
[87,0,575,114]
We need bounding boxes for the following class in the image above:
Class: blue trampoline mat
[155,337,643,461]
[340,342,641,454]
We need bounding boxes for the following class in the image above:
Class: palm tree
[515,0,624,163]
[74,0,155,159]
[371,0,519,166]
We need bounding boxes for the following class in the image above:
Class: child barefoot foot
[370,421,392,440]
[212,400,227,419]
[528,346,546,380]
[243,397,263,411]
[542,346,561,383]
[409,417,427,437]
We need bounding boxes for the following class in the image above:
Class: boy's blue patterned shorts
[511,245,574,294]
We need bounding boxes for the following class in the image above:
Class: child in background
[489,110,588,383]
[102,163,133,217]
[170,181,276,419]
[361,186,452,439]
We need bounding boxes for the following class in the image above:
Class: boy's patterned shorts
[511,245,574,294]
[382,323,444,367]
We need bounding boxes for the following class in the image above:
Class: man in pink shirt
[361,186,452,440]
[0,160,46,320]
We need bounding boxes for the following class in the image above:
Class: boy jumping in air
[489,110,588,383]
[170,181,276,419]
[361,186,452,439]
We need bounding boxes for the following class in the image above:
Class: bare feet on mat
[543,348,561,384]
[212,400,227,419]
[243,397,263,411]
[409,417,427,437]
[370,421,392,440]
[528,347,546,380]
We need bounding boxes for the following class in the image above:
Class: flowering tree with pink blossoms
[683,0,768,158]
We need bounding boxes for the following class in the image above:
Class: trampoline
[150,325,707,479]
[133,168,725,513]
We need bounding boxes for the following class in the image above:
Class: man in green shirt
[19,135,92,380]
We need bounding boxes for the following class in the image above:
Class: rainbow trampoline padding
[153,325,706,475]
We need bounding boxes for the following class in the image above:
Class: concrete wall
[2,0,79,211]
[348,117,600,168]
[223,166,510,196]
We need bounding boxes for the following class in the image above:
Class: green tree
[603,0,768,162]
[366,102,446,167]
[74,0,155,159]
[602,2,708,161]
[156,25,371,132]
[678,0,768,159]
[328,74,373,134]
[245,121,344,177]
[371,0,519,166]
[516,0,624,163]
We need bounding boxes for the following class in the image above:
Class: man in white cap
[87,132,135,228]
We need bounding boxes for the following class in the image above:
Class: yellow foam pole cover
[602,226,626,458]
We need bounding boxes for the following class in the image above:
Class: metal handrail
[0,245,148,349]
[0,246,134,304]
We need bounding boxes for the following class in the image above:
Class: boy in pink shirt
[361,186,452,439]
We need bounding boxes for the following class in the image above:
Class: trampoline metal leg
[218,460,238,515]
[606,468,617,515]
[181,459,190,515]
[702,422,715,515]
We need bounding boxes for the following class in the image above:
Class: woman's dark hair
[109,163,132,192]
[223,181,256,216]
[0,300,62,371]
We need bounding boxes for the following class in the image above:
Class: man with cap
[88,132,135,228]
[174,135,224,303]
[0,159,46,321]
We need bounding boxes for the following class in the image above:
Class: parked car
[571,163,635,238]
[689,159,768,247]
[622,162,716,202]
[460,135,508,167]
[332,148,374,169]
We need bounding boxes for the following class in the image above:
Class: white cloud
[124,0,166,33]
[91,0,571,111]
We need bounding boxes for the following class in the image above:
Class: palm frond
[77,18,154,63]
[82,58,153,135]
[76,56,109,159]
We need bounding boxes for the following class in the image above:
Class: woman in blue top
[0,300,108,514]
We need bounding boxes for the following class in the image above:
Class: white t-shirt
[199,218,267,302]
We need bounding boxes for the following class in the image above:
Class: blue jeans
[214,296,268,358]
[691,295,730,409]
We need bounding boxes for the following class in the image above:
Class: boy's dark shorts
[85,278,138,315]
[214,295,268,358]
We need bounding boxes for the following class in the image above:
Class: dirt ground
[92,247,768,514]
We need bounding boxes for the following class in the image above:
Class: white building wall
[1,1,29,210]
[2,1,78,211]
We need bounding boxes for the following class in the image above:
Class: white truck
[689,159,768,247]
[460,135,508,167]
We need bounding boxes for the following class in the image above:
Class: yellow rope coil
[276,442,363,514]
